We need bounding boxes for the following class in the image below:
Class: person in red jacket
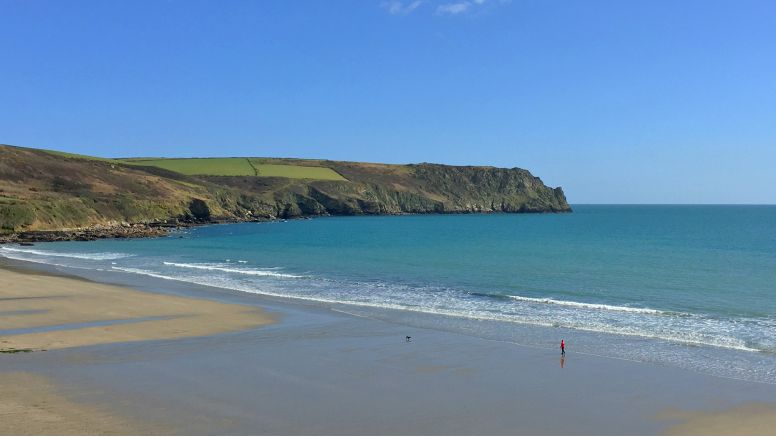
[560,339,565,355]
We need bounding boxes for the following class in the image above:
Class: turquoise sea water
[3,205,776,382]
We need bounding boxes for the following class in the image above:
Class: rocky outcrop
[187,198,212,221]
[0,223,169,243]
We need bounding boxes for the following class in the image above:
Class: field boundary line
[245,158,259,176]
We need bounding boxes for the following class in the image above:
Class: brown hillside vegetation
[0,144,570,234]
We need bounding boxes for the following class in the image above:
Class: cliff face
[0,145,570,234]
[408,164,570,213]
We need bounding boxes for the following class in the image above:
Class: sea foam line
[508,295,668,315]
[162,261,303,278]
[0,247,130,260]
[109,266,762,354]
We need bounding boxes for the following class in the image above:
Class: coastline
[2,258,776,434]
[0,208,572,244]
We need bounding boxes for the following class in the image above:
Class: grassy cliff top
[119,157,348,181]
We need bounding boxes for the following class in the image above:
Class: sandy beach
[0,266,274,352]
[2,261,776,435]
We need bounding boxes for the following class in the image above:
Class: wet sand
[0,371,165,435]
[662,403,776,435]
[2,261,776,435]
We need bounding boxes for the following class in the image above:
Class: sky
[1,0,775,204]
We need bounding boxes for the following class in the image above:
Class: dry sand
[0,266,274,351]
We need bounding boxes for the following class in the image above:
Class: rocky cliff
[205,163,570,218]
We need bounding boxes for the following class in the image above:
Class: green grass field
[118,157,347,180]
[25,146,348,180]
[249,161,346,181]
[121,158,257,176]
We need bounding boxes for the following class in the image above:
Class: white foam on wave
[0,252,89,269]
[111,267,486,319]
[109,265,764,354]
[563,320,760,353]
[162,261,303,278]
[112,266,184,281]
[508,295,668,315]
[0,246,130,260]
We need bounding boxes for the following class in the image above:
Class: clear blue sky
[2,0,775,203]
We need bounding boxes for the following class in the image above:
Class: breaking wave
[162,261,304,278]
[507,295,671,315]
[0,246,130,260]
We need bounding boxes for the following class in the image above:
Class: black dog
[405,336,412,342]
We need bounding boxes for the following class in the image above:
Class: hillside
[0,144,570,238]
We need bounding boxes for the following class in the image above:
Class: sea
[3,205,776,384]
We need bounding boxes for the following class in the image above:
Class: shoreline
[6,234,773,386]
[0,209,574,244]
[2,258,776,434]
